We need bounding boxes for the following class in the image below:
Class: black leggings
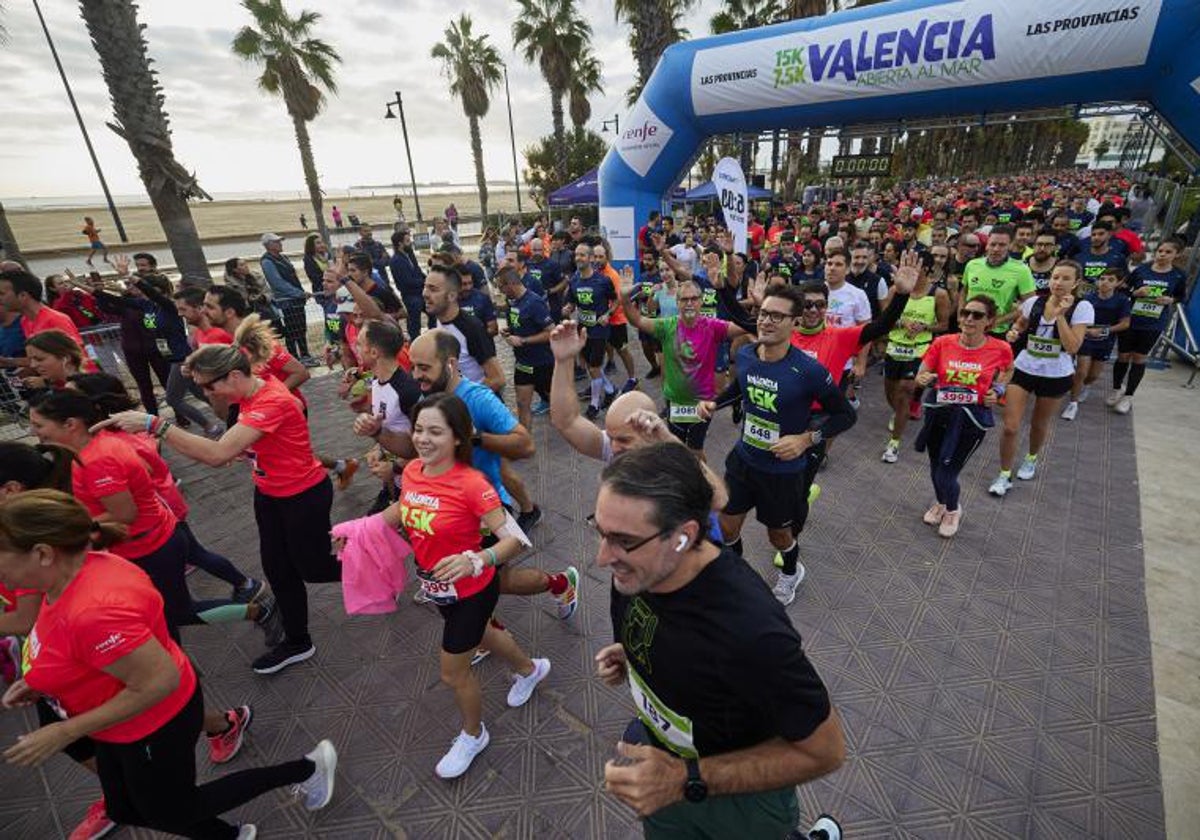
[253,478,340,647]
[133,525,248,640]
[95,684,313,840]
[124,345,171,415]
[924,412,988,512]
[180,521,246,588]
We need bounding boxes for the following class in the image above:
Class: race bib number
[936,386,979,405]
[886,343,918,361]
[741,413,780,450]
[669,402,701,425]
[578,310,598,327]
[1131,299,1164,319]
[628,666,697,759]
[1026,335,1061,359]
[417,570,459,605]
[155,338,172,357]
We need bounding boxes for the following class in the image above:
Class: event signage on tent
[712,157,749,255]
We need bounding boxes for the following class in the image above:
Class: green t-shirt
[962,257,1036,334]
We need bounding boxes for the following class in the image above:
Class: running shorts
[1117,330,1159,356]
[436,572,500,655]
[722,446,819,530]
[1011,368,1073,399]
[584,337,607,368]
[513,363,552,395]
[607,324,628,350]
[883,358,921,380]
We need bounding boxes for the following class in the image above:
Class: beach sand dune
[8,189,530,253]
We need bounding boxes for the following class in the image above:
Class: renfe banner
[712,157,748,255]
[691,0,1161,115]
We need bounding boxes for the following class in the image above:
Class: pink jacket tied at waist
[331,513,412,615]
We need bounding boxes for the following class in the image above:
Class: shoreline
[6,187,533,253]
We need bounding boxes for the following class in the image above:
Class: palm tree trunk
[289,112,331,246]
[80,0,210,279]
[469,115,489,222]
[0,201,26,269]
[551,90,567,184]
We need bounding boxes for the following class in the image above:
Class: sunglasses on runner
[585,514,669,554]
[958,308,989,320]
[802,300,827,310]
[197,371,232,392]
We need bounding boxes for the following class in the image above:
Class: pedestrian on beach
[331,206,343,230]
[80,217,108,267]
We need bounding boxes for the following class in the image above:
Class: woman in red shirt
[96,340,342,677]
[376,394,549,780]
[23,329,85,391]
[0,490,336,839]
[914,295,1014,537]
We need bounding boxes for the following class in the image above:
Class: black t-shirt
[439,309,496,384]
[609,549,831,757]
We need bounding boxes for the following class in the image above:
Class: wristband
[155,419,174,440]
[485,547,498,568]
[145,414,155,434]
[468,552,485,578]
[991,383,1007,397]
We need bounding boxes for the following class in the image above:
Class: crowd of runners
[0,167,1191,839]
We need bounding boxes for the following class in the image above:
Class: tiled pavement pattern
[0,348,1165,839]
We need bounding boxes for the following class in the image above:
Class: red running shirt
[23,551,197,743]
[398,460,500,599]
[790,325,865,385]
[118,430,188,521]
[73,432,176,560]
[21,306,98,371]
[237,376,325,497]
[193,326,233,346]
[921,334,1014,403]
[260,343,307,411]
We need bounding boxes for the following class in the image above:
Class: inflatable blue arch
[598,0,1200,260]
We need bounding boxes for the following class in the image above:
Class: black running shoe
[516,506,543,532]
[252,641,315,675]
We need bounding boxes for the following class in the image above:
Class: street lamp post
[502,64,523,216]
[33,0,128,243]
[384,91,423,230]
[601,115,621,136]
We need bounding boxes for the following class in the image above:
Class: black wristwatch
[683,757,707,803]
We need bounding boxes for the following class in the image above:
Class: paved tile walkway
[0,355,1165,839]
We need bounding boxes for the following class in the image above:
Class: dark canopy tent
[681,180,773,202]
[548,169,599,206]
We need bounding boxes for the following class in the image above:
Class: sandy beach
[7,187,532,253]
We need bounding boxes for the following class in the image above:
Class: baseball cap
[261,233,284,245]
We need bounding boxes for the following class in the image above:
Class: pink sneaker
[208,705,252,764]
[69,799,115,840]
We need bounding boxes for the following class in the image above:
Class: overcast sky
[1,0,724,199]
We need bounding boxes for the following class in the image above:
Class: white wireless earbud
[675,535,688,553]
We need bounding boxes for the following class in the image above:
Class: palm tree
[0,2,21,268]
[232,0,339,246]
[568,48,602,130]
[616,0,696,104]
[431,14,503,221]
[709,0,785,33]
[78,0,211,278]
[512,0,591,184]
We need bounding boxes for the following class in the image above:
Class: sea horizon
[3,183,521,212]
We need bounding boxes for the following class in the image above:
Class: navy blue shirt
[506,290,554,369]
[568,272,616,339]
[734,343,848,475]
[1079,247,1126,295]
[458,288,496,326]
[388,250,426,297]
[1085,290,1132,331]
[525,258,560,297]
[1128,264,1187,333]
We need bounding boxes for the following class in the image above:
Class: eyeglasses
[196,371,232,392]
[958,309,989,320]
[801,300,827,310]
[677,295,701,303]
[585,514,668,554]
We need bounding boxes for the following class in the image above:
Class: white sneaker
[1115,395,1134,415]
[295,740,337,810]
[988,474,1013,497]
[1060,401,1079,421]
[507,658,550,708]
[1016,455,1038,481]
[1105,389,1124,407]
[881,440,899,463]
[772,564,806,606]
[435,725,490,779]
[1078,386,1092,403]
[236,826,258,840]
[922,502,946,526]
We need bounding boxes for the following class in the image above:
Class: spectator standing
[303,234,331,295]
[259,233,313,364]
